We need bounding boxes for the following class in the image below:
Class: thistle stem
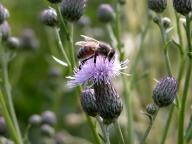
[185,115,192,142]
[115,2,124,61]
[157,14,172,76]
[0,90,19,144]
[86,115,102,144]
[160,12,184,144]
[56,5,70,41]
[113,120,126,144]
[54,27,71,69]
[0,47,23,144]
[96,116,111,144]
[140,109,159,144]
[178,15,192,144]
[68,23,76,69]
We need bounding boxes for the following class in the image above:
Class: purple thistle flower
[68,55,127,88]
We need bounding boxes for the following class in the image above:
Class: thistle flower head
[148,0,167,13]
[68,56,126,88]
[173,0,192,15]
[60,0,87,22]
[153,76,178,107]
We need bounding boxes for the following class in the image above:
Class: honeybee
[76,35,115,68]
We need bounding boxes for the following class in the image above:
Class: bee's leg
[79,56,94,69]
[108,49,115,61]
[94,53,98,65]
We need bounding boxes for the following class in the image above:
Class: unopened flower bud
[6,37,20,50]
[60,0,86,22]
[0,117,6,135]
[153,76,178,107]
[97,4,115,23]
[146,103,158,115]
[47,0,61,4]
[80,89,97,117]
[148,0,167,13]
[94,81,123,124]
[29,114,42,126]
[162,17,171,29]
[173,0,192,15]
[153,16,160,25]
[19,29,38,51]
[41,111,57,126]
[41,124,55,137]
[0,4,9,24]
[40,7,58,27]
[0,21,10,41]
[77,15,91,27]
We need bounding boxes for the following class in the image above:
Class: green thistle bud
[40,7,58,27]
[153,76,178,107]
[6,37,20,50]
[173,0,192,15]
[29,114,42,126]
[41,124,55,137]
[94,80,123,124]
[41,111,57,126]
[0,4,9,24]
[60,0,86,22]
[80,89,97,117]
[97,4,115,23]
[19,29,39,51]
[146,103,158,115]
[0,21,10,41]
[148,0,167,13]
[162,17,171,29]
[47,0,62,4]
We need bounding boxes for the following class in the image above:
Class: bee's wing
[80,35,99,42]
[75,41,87,47]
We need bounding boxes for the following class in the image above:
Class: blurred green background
[0,0,189,144]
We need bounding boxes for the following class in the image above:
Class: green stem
[68,23,76,69]
[140,109,159,144]
[56,5,70,41]
[1,49,23,144]
[106,24,117,48]
[185,115,192,142]
[54,27,71,69]
[0,90,19,144]
[113,120,126,144]
[160,12,185,144]
[115,2,124,60]
[178,15,192,144]
[86,115,102,144]
[160,105,174,144]
[96,116,110,144]
[158,14,172,76]
[175,12,184,56]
